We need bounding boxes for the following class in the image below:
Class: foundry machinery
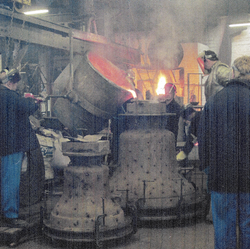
[42,51,138,246]
[41,49,210,246]
[0,3,210,247]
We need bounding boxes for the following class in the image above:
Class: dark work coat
[0,85,40,156]
[166,99,181,141]
[183,111,202,155]
[198,79,250,193]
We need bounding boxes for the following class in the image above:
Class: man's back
[0,85,39,156]
[198,79,250,193]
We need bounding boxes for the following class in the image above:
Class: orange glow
[156,76,166,95]
[197,57,205,74]
[127,89,137,98]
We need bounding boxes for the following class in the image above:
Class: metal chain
[5,0,16,67]
[16,19,26,54]
[5,1,28,69]
[13,18,27,69]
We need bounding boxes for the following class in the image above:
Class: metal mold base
[43,216,134,243]
[137,193,210,221]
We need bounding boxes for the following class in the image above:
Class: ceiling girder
[0,7,141,66]
[0,8,86,53]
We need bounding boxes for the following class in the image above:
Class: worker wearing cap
[158,83,181,142]
[0,69,40,228]
[198,50,231,101]
[198,56,250,248]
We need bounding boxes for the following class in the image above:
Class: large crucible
[53,51,135,135]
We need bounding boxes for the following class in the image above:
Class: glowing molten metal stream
[128,89,137,98]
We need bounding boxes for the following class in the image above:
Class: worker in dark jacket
[176,105,201,161]
[198,56,250,249]
[0,69,40,228]
[158,83,181,142]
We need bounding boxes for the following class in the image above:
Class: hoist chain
[5,1,28,70]
[5,0,15,67]
[16,18,26,54]
[13,18,27,69]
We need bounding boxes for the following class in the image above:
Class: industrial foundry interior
[0,0,249,248]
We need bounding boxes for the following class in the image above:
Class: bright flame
[156,76,166,95]
[229,23,250,27]
[128,89,137,98]
[24,9,49,15]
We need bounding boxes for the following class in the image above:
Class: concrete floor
[0,219,214,249]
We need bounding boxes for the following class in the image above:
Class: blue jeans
[211,191,250,249]
[1,152,23,218]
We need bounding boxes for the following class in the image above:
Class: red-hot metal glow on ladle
[88,51,135,99]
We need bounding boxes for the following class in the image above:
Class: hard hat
[197,50,218,75]
[165,83,176,93]
[198,50,218,62]
[2,68,21,84]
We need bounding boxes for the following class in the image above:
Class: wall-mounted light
[23,9,49,15]
[229,23,250,28]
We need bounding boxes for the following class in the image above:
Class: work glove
[176,151,187,161]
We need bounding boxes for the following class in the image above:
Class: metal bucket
[53,51,135,133]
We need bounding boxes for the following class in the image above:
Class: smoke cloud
[102,0,243,68]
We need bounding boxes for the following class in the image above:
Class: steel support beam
[0,8,85,53]
[0,7,141,66]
